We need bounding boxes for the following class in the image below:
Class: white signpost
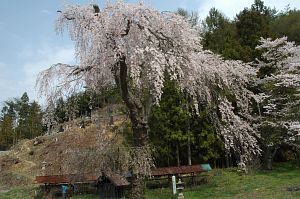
[172,175,177,195]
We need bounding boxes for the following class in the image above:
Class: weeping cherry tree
[37,1,260,197]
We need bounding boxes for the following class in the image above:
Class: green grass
[146,162,300,199]
[0,186,35,199]
[0,187,99,199]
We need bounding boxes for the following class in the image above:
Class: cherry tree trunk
[128,117,149,199]
[263,147,278,170]
[130,175,146,199]
[263,148,272,170]
[176,143,180,167]
[187,138,192,166]
[296,150,300,167]
[226,152,230,168]
[117,56,149,199]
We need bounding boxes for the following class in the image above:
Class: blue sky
[0,0,299,105]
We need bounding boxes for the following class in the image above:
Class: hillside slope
[0,105,128,191]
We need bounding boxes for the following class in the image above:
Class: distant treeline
[201,0,300,63]
[0,88,121,150]
[0,92,43,150]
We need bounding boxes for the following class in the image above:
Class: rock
[33,138,44,146]
[286,186,300,192]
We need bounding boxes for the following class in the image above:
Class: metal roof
[103,172,130,187]
[35,174,97,184]
[151,165,204,176]
[35,172,129,187]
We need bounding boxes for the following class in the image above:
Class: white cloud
[20,45,75,102]
[0,62,20,103]
[0,45,75,105]
[198,0,300,20]
[198,0,252,19]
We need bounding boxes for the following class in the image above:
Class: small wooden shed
[35,173,98,197]
[98,172,130,199]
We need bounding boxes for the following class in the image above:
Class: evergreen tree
[149,79,191,166]
[190,109,225,167]
[149,79,224,167]
[1,99,20,144]
[0,93,43,145]
[2,100,18,121]
[17,92,30,139]
[0,114,14,150]
[28,101,43,138]
[272,9,300,44]
[235,0,276,62]
[77,92,92,118]
[202,8,243,60]
[54,97,67,123]
[65,94,79,121]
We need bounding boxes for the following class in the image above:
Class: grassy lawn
[0,187,100,199]
[0,186,36,199]
[0,162,299,199]
[146,162,300,199]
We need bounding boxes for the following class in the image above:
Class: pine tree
[2,100,19,145]
[28,101,43,138]
[17,92,31,139]
[202,8,243,60]
[55,97,67,123]
[235,0,276,62]
[149,79,192,166]
[149,79,224,167]
[272,9,300,44]
[0,114,14,150]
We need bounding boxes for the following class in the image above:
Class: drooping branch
[38,1,261,169]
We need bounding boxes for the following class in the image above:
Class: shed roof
[35,175,70,184]
[151,165,204,176]
[35,173,97,184]
[103,172,130,187]
[35,172,129,187]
